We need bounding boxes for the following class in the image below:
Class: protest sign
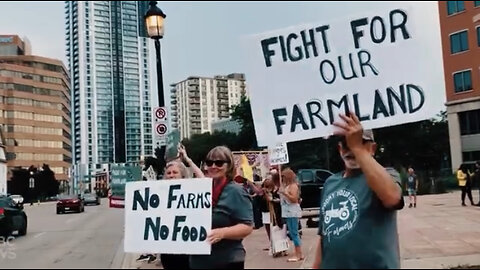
[124,179,212,255]
[242,2,445,146]
[268,142,289,165]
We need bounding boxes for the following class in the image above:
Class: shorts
[408,188,416,196]
[262,212,270,224]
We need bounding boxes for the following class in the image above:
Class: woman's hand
[178,144,188,160]
[207,228,225,245]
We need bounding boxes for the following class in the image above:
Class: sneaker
[136,254,149,261]
[462,203,467,206]
[147,254,157,263]
[408,203,412,208]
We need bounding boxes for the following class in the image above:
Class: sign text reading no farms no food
[243,3,445,146]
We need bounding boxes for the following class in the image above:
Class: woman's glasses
[205,159,229,167]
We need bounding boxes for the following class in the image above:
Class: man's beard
[341,152,360,169]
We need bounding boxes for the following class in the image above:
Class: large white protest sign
[124,179,212,255]
[268,142,289,165]
[242,2,445,146]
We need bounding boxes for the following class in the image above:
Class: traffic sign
[154,107,167,121]
[155,123,168,136]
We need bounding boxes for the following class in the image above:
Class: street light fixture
[145,1,166,108]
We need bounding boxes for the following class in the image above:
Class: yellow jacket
[457,170,467,187]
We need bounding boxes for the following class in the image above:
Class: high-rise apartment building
[170,73,247,139]
[0,35,72,183]
[65,1,155,182]
[438,1,480,171]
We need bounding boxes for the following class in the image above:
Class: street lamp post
[145,1,167,175]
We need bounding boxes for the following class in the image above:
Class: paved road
[0,199,124,268]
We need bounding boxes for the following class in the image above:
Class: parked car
[297,169,333,226]
[9,195,24,208]
[83,193,100,206]
[0,196,27,237]
[56,194,84,214]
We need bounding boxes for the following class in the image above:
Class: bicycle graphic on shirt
[324,201,350,224]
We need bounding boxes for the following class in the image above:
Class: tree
[230,97,261,151]
[181,131,238,166]
[8,164,60,201]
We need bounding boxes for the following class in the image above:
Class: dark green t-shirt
[318,168,403,269]
[190,182,253,269]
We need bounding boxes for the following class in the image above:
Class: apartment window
[463,151,480,162]
[477,27,480,46]
[450,31,468,53]
[447,1,465,15]
[459,109,480,135]
[453,70,472,93]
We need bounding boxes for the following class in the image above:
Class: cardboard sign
[268,142,289,165]
[242,2,445,146]
[124,179,212,255]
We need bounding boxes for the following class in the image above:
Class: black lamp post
[145,1,166,108]
[145,1,167,174]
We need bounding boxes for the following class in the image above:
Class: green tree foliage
[8,164,59,201]
[181,131,238,166]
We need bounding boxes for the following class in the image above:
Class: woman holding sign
[190,146,254,269]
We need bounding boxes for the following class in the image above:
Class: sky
[0,1,409,89]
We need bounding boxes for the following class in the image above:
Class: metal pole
[154,37,166,173]
[154,38,164,107]
[325,139,330,171]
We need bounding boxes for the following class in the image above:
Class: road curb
[111,238,125,268]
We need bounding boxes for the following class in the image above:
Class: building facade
[439,1,480,171]
[170,73,247,139]
[0,35,72,182]
[65,1,156,186]
[0,125,7,194]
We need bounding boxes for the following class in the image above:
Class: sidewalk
[121,191,480,269]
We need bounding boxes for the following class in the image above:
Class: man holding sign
[312,113,404,268]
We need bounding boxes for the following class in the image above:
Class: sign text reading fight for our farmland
[243,3,445,146]
[124,179,212,255]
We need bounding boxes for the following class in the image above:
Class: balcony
[191,123,202,129]
[218,100,229,106]
[171,100,177,105]
[188,92,200,98]
[190,109,201,116]
[190,98,200,104]
[190,103,200,110]
[188,80,199,85]
[172,123,178,128]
